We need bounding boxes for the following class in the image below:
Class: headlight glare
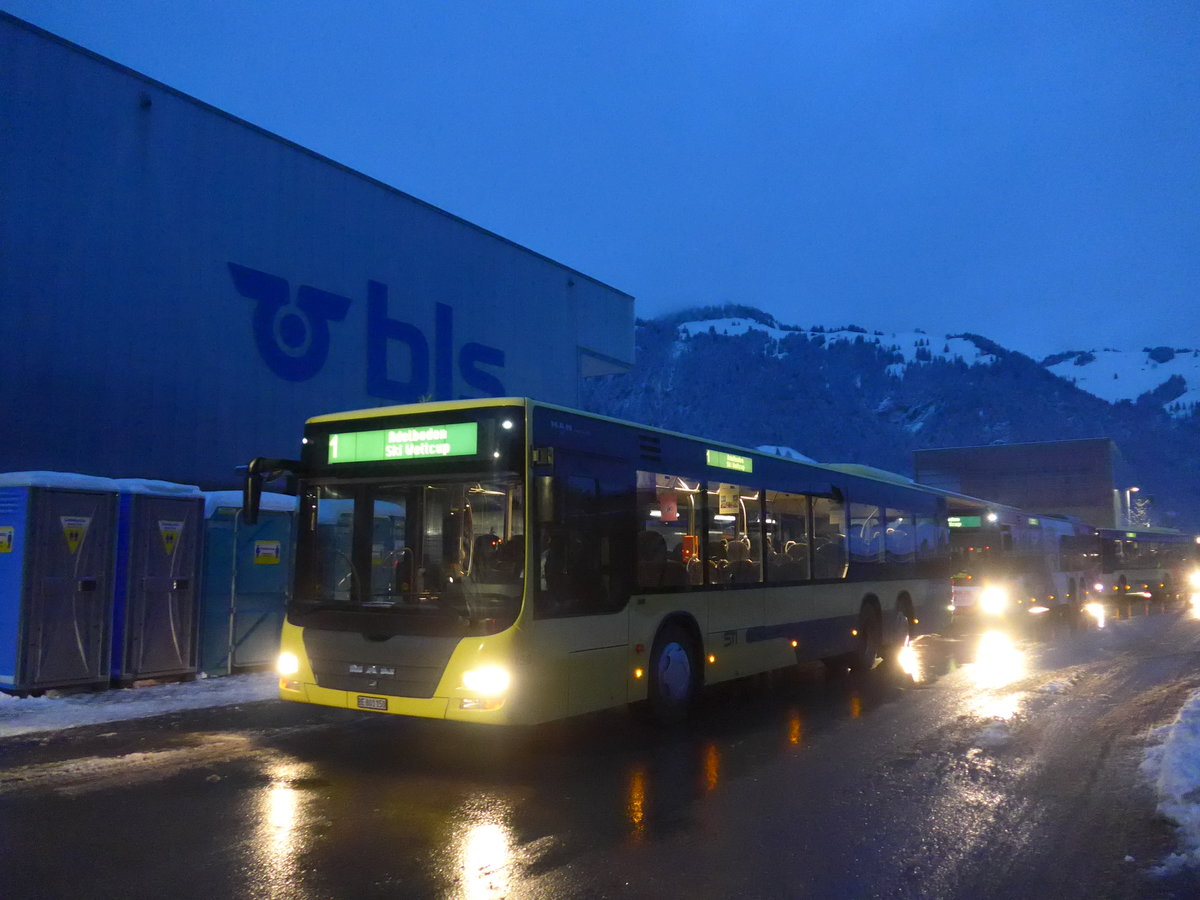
[277,651,300,676]
[979,585,1010,615]
[462,665,511,696]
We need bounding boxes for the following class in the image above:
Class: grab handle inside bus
[242,457,300,525]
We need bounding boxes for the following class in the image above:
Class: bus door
[533,450,633,715]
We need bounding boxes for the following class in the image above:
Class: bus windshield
[293,475,525,636]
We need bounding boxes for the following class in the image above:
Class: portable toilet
[111,479,204,683]
[0,472,119,695]
[198,491,296,676]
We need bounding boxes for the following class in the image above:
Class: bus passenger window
[635,471,697,590]
[885,508,915,563]
[812,497,847,579]
[915,513,946,559]
[765,490,810,582]
[706,482,762,585]
[849,503,883,564]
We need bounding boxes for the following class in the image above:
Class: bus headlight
[1189,571,1200,590]
[277,651,300,677]
[979,585,1010,615]
[462,665,511,696]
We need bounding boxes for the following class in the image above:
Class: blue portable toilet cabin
[0,472,120,695]
[198,491,296,677]
[111,479,205,684]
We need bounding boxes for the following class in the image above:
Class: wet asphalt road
[4,606,1200,900]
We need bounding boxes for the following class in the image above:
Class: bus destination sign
[706,449,752,474]
[328,423,479,464]
[948,516,983,529]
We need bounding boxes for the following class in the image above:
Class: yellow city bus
[244,398,952,725]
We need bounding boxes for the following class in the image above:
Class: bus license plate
[357,695,388,711]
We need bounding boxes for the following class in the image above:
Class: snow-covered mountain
[1044,347,1200,415]
[581,305,1200,529]
[677,315,1200,418]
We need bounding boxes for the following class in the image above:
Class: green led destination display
[706,449,753,474]
[948,515,983,529]
[328,423,479,464]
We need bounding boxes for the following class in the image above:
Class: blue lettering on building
[228,263,352,382]
[230,263,506,399]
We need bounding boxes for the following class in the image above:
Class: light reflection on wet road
[3,608,1200,899]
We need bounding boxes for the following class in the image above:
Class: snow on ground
[0,672,276,738]
[1142,686,1200,873]
[3,662,1200,873]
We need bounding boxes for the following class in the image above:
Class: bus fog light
[277,652,300,676]
[462,665,511,696]
[979,586,1010,615]
[460,697,505,710]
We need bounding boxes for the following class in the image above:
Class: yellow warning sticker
[61,516,91,554]
[0,526,13,553]
[158,521,185,556]
[254,540,281,565]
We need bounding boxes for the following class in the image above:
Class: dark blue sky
[5,0,1197,359]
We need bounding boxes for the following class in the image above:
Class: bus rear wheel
[848,603,883,673]
[647,624,699,725]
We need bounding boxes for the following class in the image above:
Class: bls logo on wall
[228,263,507,401]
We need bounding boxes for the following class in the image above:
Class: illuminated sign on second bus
[706,450,753,474]
[948,516,983,529]
[328,423,479,463]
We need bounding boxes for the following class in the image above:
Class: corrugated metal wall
[0,13,634,487]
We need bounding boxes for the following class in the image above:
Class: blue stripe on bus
[744,617,858,659]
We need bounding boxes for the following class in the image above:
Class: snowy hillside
[677,316,1199,418]
[678,319,997,373]
[581,304,1200,529]
[1045,348,1200,415]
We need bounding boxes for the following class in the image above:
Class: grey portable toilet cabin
[199,491,296,676]
[111,479,204,684]
[0,472,119,695]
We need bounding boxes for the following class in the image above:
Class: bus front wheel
[647,623,699,725]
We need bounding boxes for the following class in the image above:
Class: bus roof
[305,397,959,501]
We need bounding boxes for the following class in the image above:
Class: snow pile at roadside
[0,672,277,738]
[1142,686,1200,873]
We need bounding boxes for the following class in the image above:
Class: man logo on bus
[228,263,352,382]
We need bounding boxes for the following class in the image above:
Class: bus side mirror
[243,457,301,526]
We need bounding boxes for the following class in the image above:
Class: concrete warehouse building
[0,13,634,488]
